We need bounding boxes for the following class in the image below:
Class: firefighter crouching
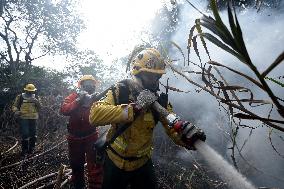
[60,75,103,189]
[89,48,206,189]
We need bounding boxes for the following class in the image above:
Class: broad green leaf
[210,0,235,48]
[201,12,236,50]
[227,2,242,52]
[234,10,251,64]
[200,33,246,63]
[200,17,219,36]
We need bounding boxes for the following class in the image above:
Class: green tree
[0,0,84,71]
[0,0,84,110]
[0,64,69,112]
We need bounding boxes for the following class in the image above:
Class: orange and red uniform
[60,92,103,189]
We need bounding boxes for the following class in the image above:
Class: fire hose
[94,79,257,189]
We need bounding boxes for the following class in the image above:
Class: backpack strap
[100,80,136,150]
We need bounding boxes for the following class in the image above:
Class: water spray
[194,140,256,189]
[94,79,257,189]
[152,101,257,189]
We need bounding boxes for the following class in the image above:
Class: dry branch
[53,164,66,189]
[165,60,284,132]
[0,139,66,170]
[18,172,57,189]
[0,136,18,156]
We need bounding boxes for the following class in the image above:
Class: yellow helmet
[24,84,37,92]
[131,48,166,76]
[78,75,98,87]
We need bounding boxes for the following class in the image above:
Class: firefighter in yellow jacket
[12,84,41,156]
[89,48,206,189]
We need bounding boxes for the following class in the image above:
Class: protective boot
[28,136,36,154]
[21,140,29,156]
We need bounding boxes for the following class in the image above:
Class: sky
[77,0,165,64]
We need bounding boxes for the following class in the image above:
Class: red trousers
[68,134,103,189]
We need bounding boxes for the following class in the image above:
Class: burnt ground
[0,102,226,189]
[0,130,227,189]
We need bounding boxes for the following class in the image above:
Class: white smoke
[163,0,284,188]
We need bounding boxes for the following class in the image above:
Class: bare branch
[268,129,284,159]
[0,139,66,171]
[6,23,21,63]
[0,136,18,157]
[18,172,57,189]
[25,24,43,64]
[0,51,9,63]
[166,61,284,132]
[208,61,263,89]
[53,164,65,189]
[31,49,51,61]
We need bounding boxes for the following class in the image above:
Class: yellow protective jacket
[89,82,185,171]
[12,93,41,119]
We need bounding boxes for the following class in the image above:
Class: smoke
[158,0,284,188]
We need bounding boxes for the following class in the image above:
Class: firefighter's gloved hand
[76,90,88,102]
[176,121,206,150]
[135,89,157,111]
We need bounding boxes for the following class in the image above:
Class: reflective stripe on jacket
[89,82,185,171]
[12,94,40,119]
